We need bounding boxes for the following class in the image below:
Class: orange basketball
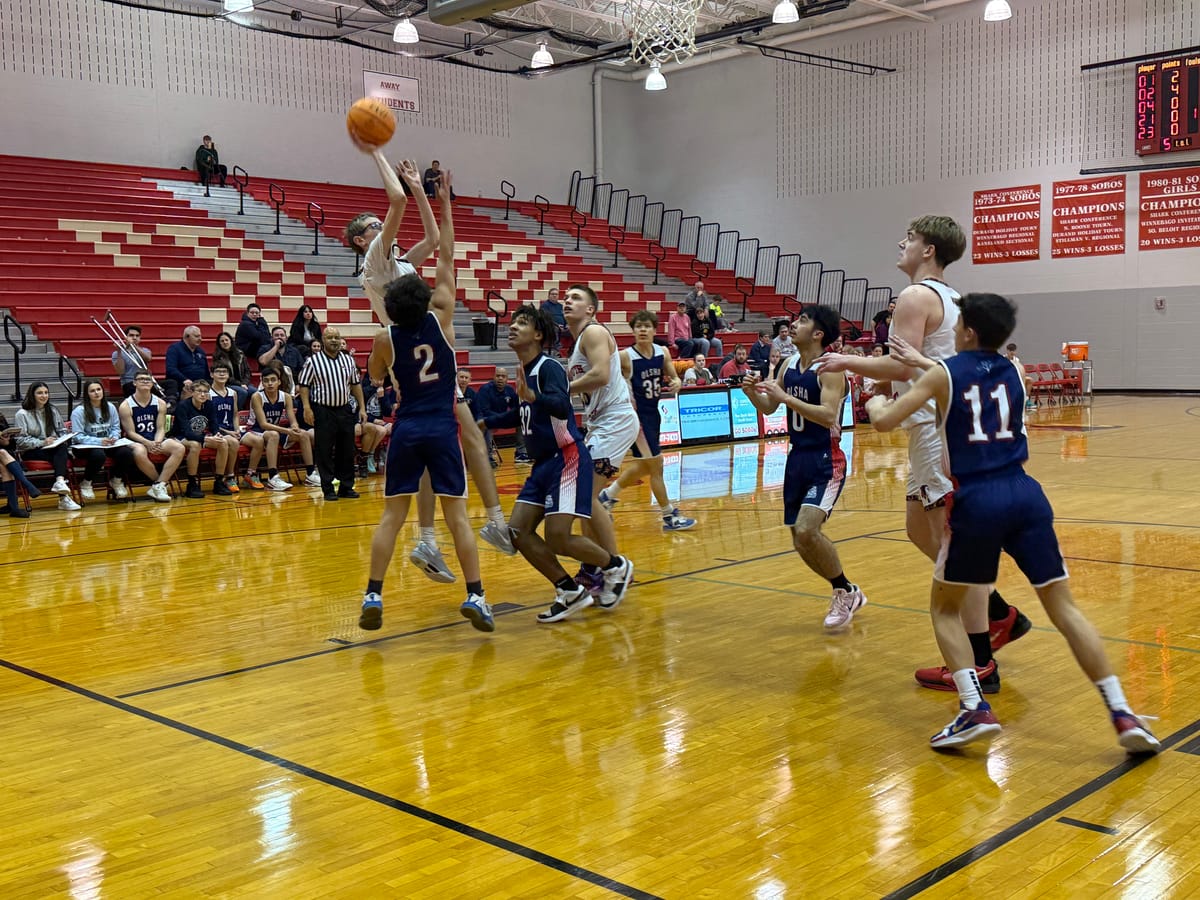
[346,98,396,148]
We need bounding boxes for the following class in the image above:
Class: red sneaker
[990,606,1032,651]
[915,659,1000,694]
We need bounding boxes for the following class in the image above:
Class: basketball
[346,98,396,148]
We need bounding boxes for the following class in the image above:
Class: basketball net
[625,0,704,66]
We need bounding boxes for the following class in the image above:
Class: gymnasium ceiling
[193,0,978,73]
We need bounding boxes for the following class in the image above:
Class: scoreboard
[1135,53,1200,156]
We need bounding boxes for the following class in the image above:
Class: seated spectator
[290,305,323,355]
[213,331,253,407]
[667,302,695,358]
[422,160,455,199]
[352,375,390,475]
[683,355,716,386]
[709,295,735,332]
[872,301,895,352]
[111,324,153,398]
[235,303,272,361]
[13,381,80,511]
[719,345,751,381]
[242,366,309,492]
[748,330,773,366]
[456,368,478,417]
[767,346,783,376]
[118,372,185,502]
[70,379,139,502]
[772,320,797,358]
[684,280,709,313]
[208,363,245,493]
[195,135,228,188]
[259,325,305,380]
[690,306,724,359]
[475,368,528,466]
[164,325,210,407]
[0,412,42,518]
[169,379,239,499]
[540,287,570,354]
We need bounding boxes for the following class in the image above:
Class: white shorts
[585,408,639,478]
[905,420,953,509]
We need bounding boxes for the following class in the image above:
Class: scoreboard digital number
[1136,53,1200,156]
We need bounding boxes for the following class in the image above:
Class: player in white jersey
[819,216,1030,689]
[563,284,639,600]
[345,150,514,578]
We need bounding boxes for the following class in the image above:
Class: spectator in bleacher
[352,376,389,476]
[71,379,138,502]
[667,302,695,358]
[749,331,772,366]
[111,324,152,398]
[14,382,79,510]
[289,305,323,356]
[768,346,782,375]
[165,325,210,406]
[422,160,455,199]
[0,412,42,518]
[690,306,723,359]
[195,135,227,188]
[872,301,895,352]
[772,320,797,358]
[345,154,438,327]
[259,325,304,382]
[710,294,734,332]
[683,354,716,386]
[540,287,570,354]
[684,280,709,313]
[456,368,477,417]
[476,368,529,465]
[234,303,272,361]
[118,372,184,503]
[719,346,751,381]
[212,332,253,406]
[170,379,237,498]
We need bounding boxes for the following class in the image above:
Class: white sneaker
[80,480,95,501]
[596,556,634,610]
[479,521,516,555]
[459,593,495,632]
[110,478,129,500]
[824,585,867,629]
[266,474,293,491]
[303,472,323,487]
[57,495,82,511]
[147,482,171,503]
[51,476,71,495]
[409,541,456,583]
[537,585,593,623]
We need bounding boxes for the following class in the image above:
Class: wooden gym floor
[2,394,1199,898]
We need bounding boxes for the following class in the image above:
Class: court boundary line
[881,716,1200,899]
[0,656,664,900]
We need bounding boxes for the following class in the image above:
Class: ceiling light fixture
[772,0,800,25]
[983,0,1012,21]
[392,17,419,43]
[645,61,667,91]
[531,41,554,69]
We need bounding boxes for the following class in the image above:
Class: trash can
[472,316,496,346]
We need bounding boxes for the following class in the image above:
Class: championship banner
[363,71,420,113]
[1051,176,1126,258]
[1138,166,1200,251]
[972,184,1041,264]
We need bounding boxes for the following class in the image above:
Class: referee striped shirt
[298,350,359,407]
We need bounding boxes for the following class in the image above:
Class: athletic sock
[268,468,278,477]
[2,480,18,509]
[952,668,984,710]
[830,573,852,592]
[420,527,437,547]
[466,580,483,596]
[305,465,315,475]
[582,563,601,575]
[968,632,993,668]
[988,588,1011,620]
[603,555,621,572]
[606,482,622,500]
[555,575,578,593]
[486,505,505,526]
[6,461,40,497]
[1094,675,1129,713]
[366,579,383,596]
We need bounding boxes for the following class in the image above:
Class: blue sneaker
[930,702,1002,750]
[662,508,697,531]
[359,592,383,630]
[460,593,495,633]
[598,488,617,513]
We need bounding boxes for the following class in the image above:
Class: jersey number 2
[963,384,1014,443]
[414,345,439,384]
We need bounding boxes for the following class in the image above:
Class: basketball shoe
[537,584,593,623]
[574,566,604,595]
[359,592,383,630]
[460,593,495,632]
[1113,711,1161,755]
[915,660,1000,694]
[824,585,867,629]
[989,606,1033,651]
[930,702,1002,749]
[596,556,634,610]
[409,541,456,583]
[598,488,617,513]
[662,509,697,531]
[479,521,516,555]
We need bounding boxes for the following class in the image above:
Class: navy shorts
[630,410,662,459]
[385,417,466,498]
[783,447,846,526]
[936,472,1068,587]
[515,443,593,517]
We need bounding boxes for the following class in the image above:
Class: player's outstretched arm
[888,334,935,371]
[429,172,456,333]
[400,159,440,269]
[867,364,949,432]
[371,150,408,253]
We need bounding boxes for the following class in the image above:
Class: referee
[298,328,366,501]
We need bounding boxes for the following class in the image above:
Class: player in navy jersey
[169,379,240,498]
[489,304,632,622]
[209,363,244,494]
[741,305,866,630]
[118,371,185,502]
[360,172,492,633]
[242,367,309,491]
[868,292,1159,754]
[599,310,696,531]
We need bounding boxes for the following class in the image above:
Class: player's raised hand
[741,370,762,390]
[887,334,935,371]
[755,379,786,403]
[815,353,852,373]
[514,365,535,403]
[435,170,453,203]
[396,159,422,190]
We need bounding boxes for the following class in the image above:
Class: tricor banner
[972,184,1041,264]
[1138,166,1200,251]
[1051,176,1126,258]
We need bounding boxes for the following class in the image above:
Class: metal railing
[568,207,587,251]
[501,180,516,220]
[306,202,325,256]
[231,166,249,216]
[648,241,666,285]
[486,291,510,352]
[607,224,626,267]
[533,194,550,235]
[4,313,27,401]
[57,355,83,416]
[268,183,285,235]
